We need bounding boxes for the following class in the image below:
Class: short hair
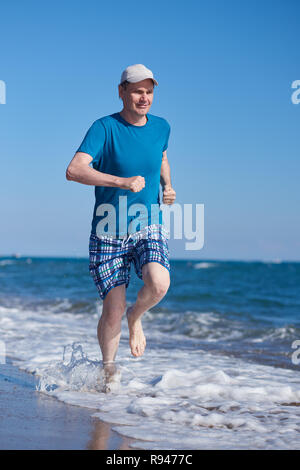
[120,80,129,90]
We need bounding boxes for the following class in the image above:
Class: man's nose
[140,93,148,102]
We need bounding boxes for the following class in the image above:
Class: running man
[66,64,176,379]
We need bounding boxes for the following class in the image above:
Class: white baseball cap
[120,64,158,86]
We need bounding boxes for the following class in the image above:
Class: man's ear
[118,84,123,100]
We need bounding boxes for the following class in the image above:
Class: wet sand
[0,359,139,450]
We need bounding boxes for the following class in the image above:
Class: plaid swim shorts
[89,224,170,300]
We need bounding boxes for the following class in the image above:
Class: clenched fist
[162,185,176,205]
[123,175,145,192]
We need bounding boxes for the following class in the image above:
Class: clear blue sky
[1,0,299,260]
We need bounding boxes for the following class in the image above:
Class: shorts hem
[99,280,128,300]
[137,259,171,280]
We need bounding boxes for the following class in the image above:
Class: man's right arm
[66,152,145,192]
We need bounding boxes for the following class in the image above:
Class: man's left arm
[160,151,176,205]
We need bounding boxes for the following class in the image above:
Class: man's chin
[135,107,149,115]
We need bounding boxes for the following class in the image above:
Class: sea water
[0,256,299,449]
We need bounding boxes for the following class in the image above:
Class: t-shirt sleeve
[163,122,171,152]
[76,120,106,168]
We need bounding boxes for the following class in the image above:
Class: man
[66,64,176,385]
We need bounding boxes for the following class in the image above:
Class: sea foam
[0,304,300,449]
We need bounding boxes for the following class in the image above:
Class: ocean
[0,256,300,449]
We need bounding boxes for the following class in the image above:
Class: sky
[0,0,299,260]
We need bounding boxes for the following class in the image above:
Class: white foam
[250,326,296,342]
[0,259,15,266]
[0,304,300,449]
[263,259,282,264]
[193,262,217,269]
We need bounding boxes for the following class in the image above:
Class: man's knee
[151,281,170,300]
[143,265,170,299]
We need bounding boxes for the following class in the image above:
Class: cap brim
[120,76,158,86]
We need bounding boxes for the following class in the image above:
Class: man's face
[119,78,154,117]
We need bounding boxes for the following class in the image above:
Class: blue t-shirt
[76,112,171,238]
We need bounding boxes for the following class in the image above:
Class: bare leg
[97,284,126,391]
[126,262,170,357]
[97,283,127,363]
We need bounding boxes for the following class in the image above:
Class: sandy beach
[0,359,138,450]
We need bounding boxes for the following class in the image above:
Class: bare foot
[126,306,146,357]
[101,362,121,393]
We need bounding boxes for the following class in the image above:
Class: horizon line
[1,254,299,263]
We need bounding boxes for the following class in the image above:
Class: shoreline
[0,359,140,450]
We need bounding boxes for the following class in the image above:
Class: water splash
[37,342,119,394]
